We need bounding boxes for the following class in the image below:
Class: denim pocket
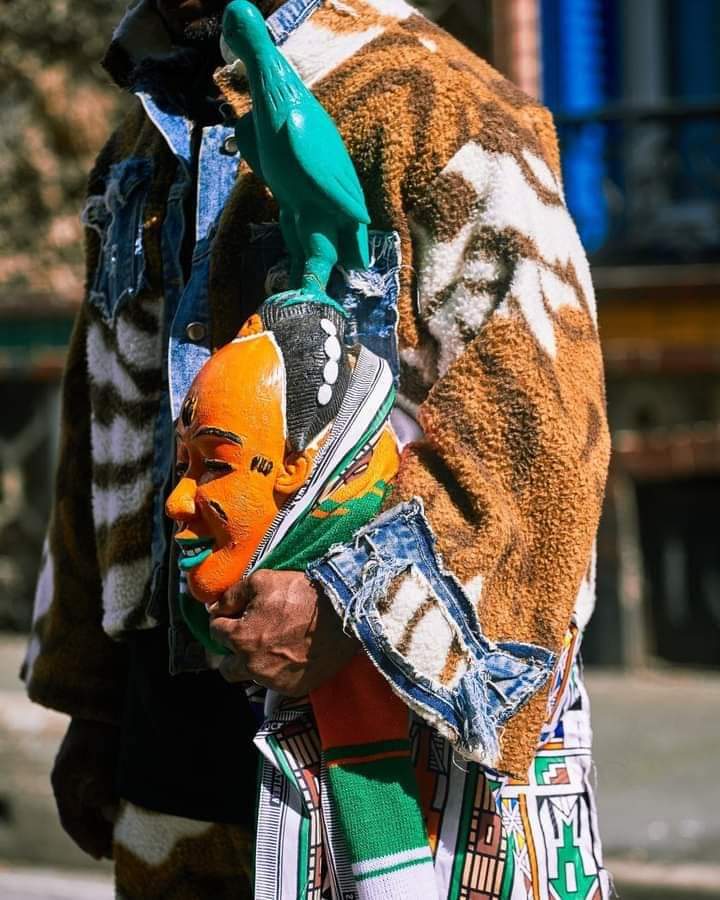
[83,157,154,322]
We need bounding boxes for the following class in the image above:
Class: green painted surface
[223,0,370,311]
[0,318,73,348]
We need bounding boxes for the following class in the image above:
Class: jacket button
[220,136,239,155]
[186,322,207,342]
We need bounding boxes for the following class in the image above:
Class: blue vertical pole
[541,0,609,252]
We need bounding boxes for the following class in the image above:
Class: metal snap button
[220,135,239,156]
[186,322,207,342]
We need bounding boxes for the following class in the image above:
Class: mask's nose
[165,477,197,522]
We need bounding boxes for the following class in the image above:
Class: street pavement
[0,865,112,900]
[1,634,718,897]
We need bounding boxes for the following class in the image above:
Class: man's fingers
[207,577,256,618]
[208,614,243,650]
[218,654,253,684]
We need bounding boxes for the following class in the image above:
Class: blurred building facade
[500,0,720,667]
[2,0,718,667]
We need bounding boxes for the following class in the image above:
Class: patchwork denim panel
[168,238,214,421]
[82,157,154,323]
[308,499,556,762]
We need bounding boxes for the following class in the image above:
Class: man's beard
[180,12,224,47]
[177,0,280,47]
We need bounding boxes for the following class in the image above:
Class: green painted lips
[176,537,215,570]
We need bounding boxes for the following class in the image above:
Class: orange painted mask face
[165,332,313,605]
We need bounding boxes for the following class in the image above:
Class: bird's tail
[341,221,370,271]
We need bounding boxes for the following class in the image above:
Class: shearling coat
[24,0,609,780]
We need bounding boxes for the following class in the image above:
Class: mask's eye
[175,461,189,478]
[203,458,233,474]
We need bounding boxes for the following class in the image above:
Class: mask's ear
[274,450,313,496]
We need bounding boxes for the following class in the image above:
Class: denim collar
[267,0,325,45]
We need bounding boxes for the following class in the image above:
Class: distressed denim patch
[82,156,154,323]
[308,499,556,764]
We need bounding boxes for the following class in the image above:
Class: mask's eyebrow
[193,426,244,446]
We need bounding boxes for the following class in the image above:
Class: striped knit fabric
[312,654,438,899]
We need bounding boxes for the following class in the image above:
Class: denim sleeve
[307,498,555,767]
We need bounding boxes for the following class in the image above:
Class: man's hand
[51,718,120,860]
[208,570,359,695]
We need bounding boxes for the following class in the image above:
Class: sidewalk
[588,667,720,868]
[0,864,112,900]
[588,667,720,896]
[1,634,719,897]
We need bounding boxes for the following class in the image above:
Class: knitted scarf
[180,351,439,898]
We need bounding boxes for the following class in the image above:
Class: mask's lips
[176,536,215,570]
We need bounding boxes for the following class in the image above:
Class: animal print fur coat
[24,0,609,778]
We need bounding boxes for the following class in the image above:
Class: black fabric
[101,35,225,124]
[261,301,351,451]
[117,627,259,825]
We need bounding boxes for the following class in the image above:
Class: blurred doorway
[636,476,720,667]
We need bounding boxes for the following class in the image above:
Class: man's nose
[165,478,197,521]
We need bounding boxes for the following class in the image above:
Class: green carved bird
[222,0,371,308]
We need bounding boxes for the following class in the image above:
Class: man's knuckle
[247,571,267,593]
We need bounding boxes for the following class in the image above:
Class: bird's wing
[234,113,265,182]
[286,107,371,225]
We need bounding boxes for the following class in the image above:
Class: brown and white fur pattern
[26,0,609,774]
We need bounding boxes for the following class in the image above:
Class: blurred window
[541,0,720,263]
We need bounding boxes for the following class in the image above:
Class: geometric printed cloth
[253,626,614,899]
[494,662,613,900]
